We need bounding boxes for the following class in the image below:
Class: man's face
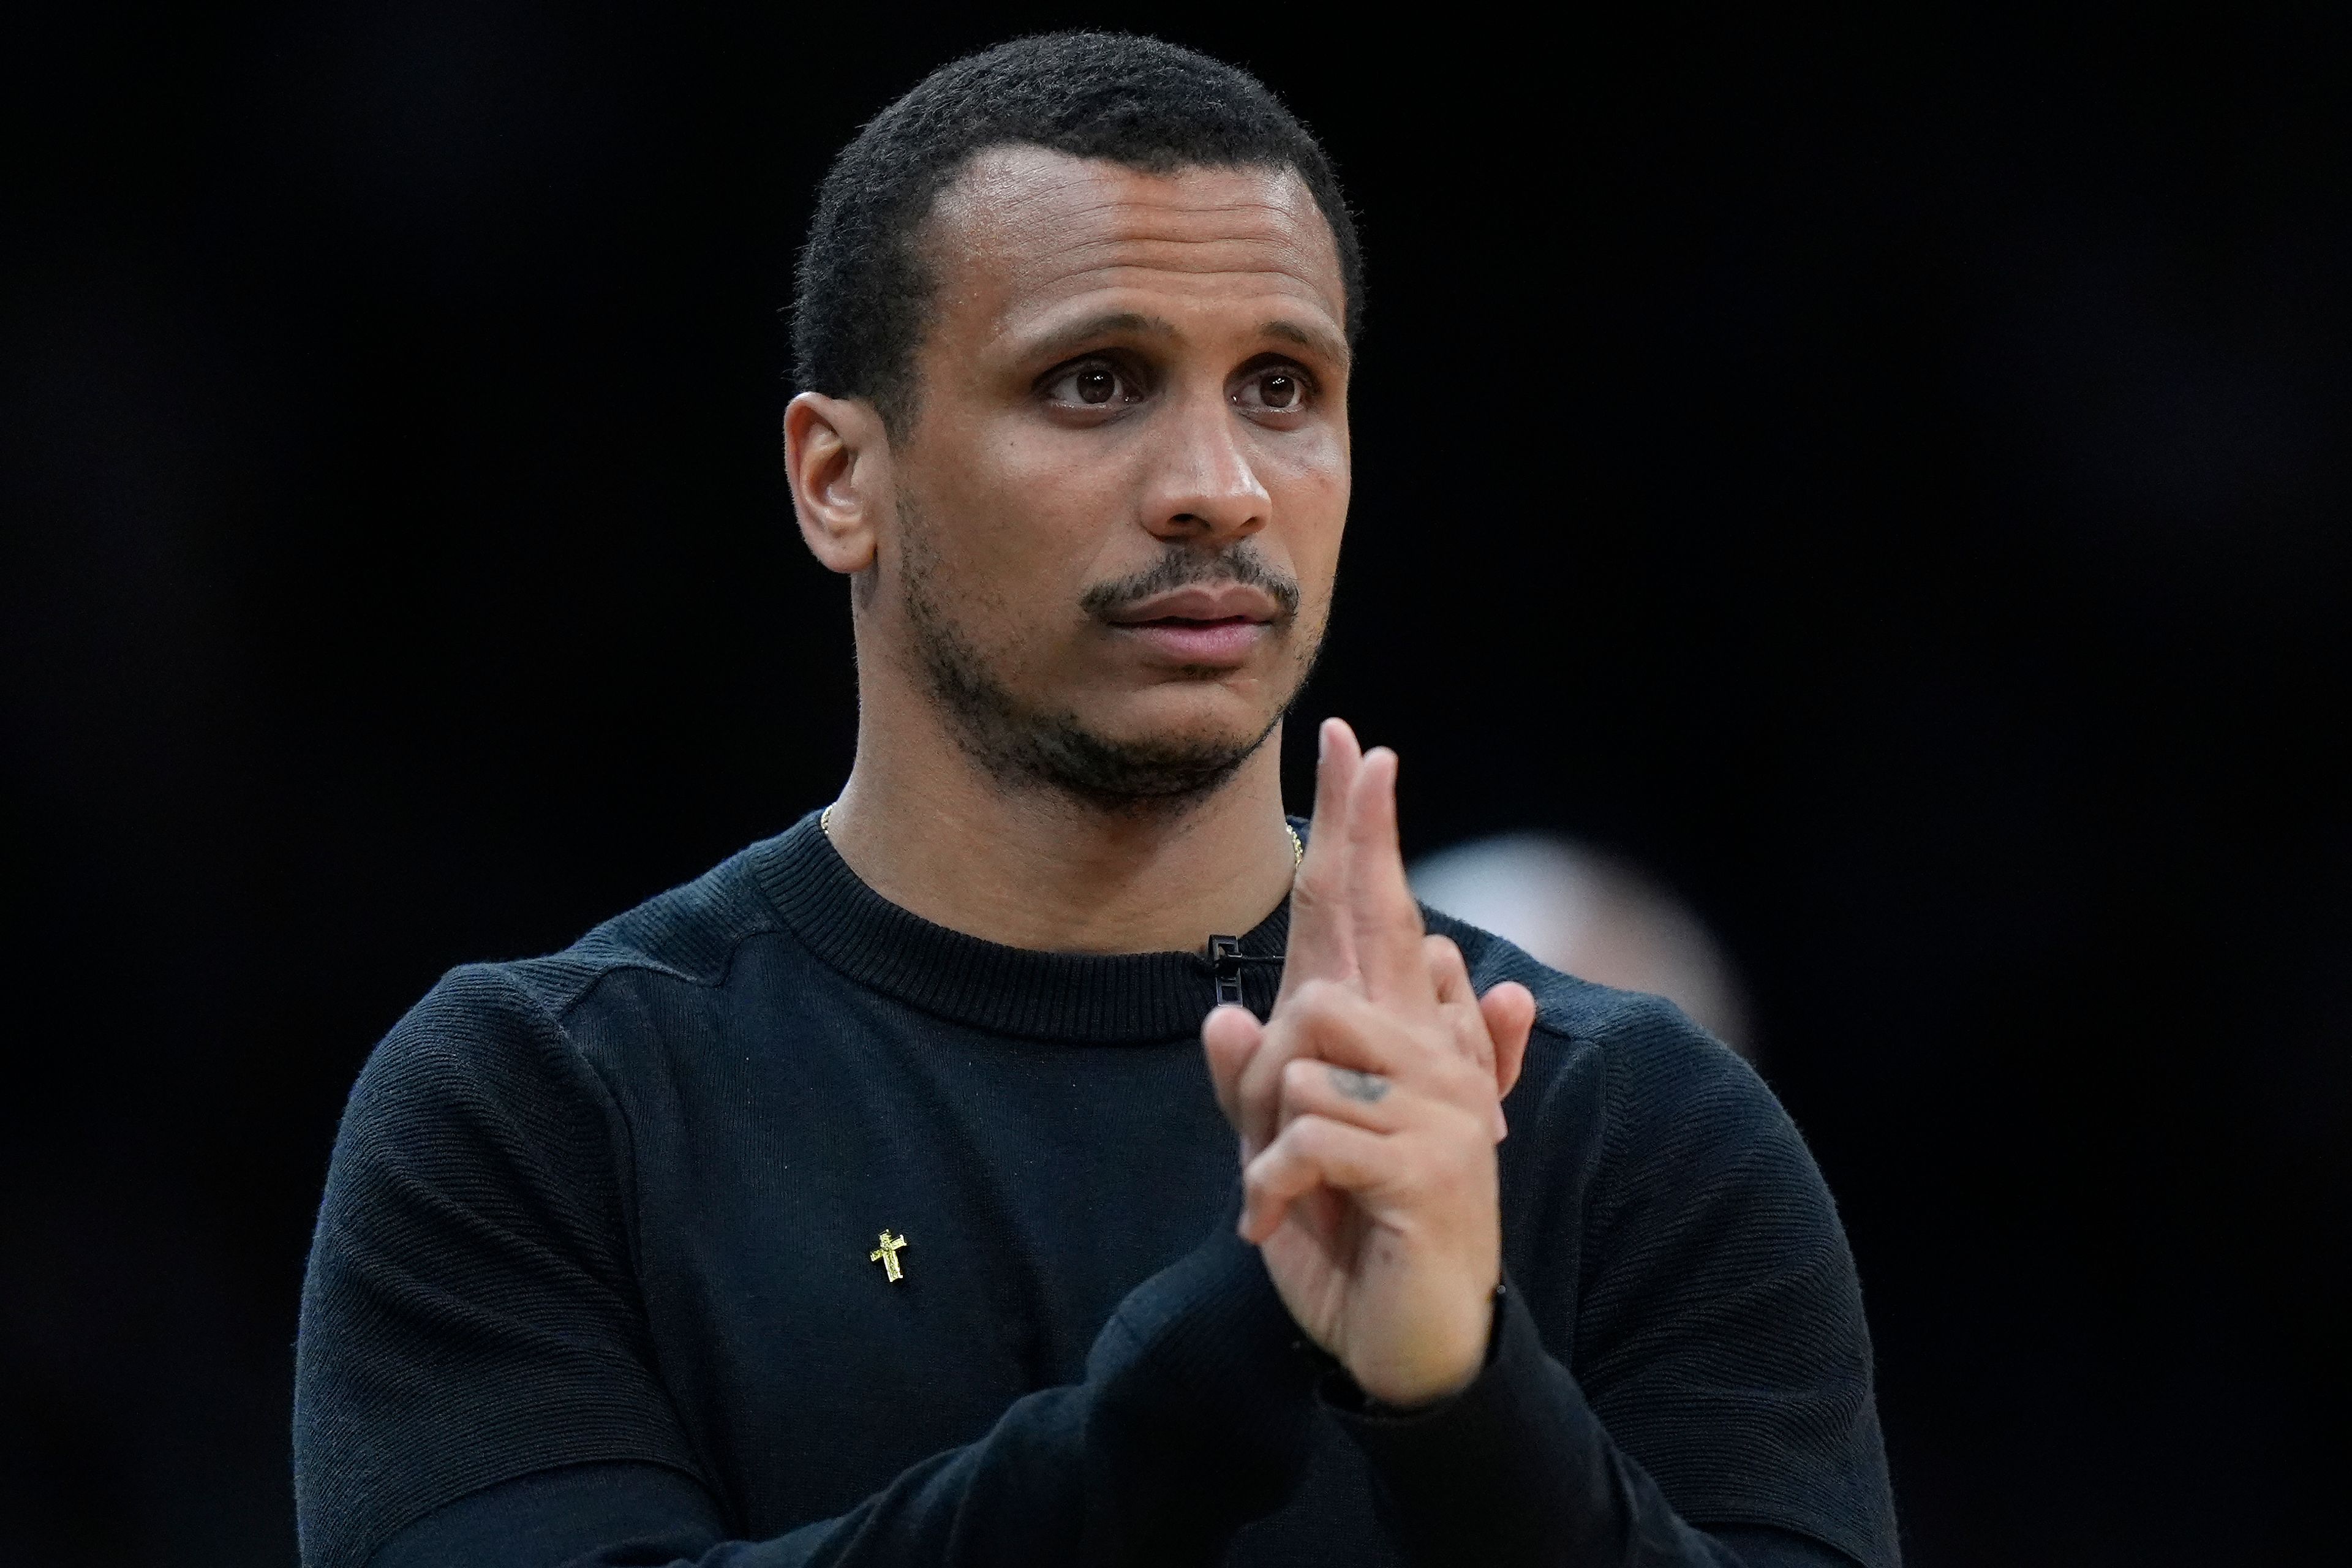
[878,146,1352,805]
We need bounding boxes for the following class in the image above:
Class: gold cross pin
[869,1229,908,1283]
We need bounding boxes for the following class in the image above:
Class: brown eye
[1044,359,1137,409]
[1235,366,1311,413]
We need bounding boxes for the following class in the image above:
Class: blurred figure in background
[1412,834,1755,1061]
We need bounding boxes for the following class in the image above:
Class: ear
[783,391,889,576]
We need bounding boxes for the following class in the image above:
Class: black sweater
[293,815,1899,1567]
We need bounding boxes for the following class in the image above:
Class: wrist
[1341,1281,1505,1412]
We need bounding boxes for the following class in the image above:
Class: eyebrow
[1020,311,1177,364]
[1015,309,1351,368]
[1259,317,1351,367]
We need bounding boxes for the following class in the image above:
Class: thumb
[1477,982,1536,1132]
[1201,1003,1264,1146]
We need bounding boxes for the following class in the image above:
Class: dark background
[5,5,2346,1563]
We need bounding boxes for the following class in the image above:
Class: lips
[1103,583,1283,626]
[1102,583,1281,668]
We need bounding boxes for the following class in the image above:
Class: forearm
[369,1229,1319,1568]
[370,1399,1112,1568]
[1327,1285,1862,1568]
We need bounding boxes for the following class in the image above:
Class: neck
[823,698,1297,956]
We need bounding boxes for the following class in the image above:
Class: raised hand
[1202,719,1536,1407]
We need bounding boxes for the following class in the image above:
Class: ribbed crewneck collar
[748,811,1294,1043]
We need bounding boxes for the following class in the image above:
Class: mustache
[1078,543,1302,620]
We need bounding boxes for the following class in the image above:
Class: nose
[1140,387,1270,545]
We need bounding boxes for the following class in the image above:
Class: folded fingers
[1239,1114,1392,1242]
[1237,978,1447,1153]
[1278,1056,1413,1137]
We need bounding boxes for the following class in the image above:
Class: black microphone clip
[1205,935,1283,1008]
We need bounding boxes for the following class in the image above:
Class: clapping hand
[1202,718,1536,1408]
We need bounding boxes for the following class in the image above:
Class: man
[295,33,1898,1568]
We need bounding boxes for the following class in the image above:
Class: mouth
[1101,584,1281,668]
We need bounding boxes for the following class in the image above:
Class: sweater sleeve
[1323,1005,1899,1567]
[1324,1286,1866,1567]
[293,967,1317,1568]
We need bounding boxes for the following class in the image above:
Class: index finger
[1278,717,1363,1002]
[1346,746,1435,1019]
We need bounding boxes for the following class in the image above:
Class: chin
[1084,684,1281,756]
[998,685,1283,813]
[918,614,1302,809]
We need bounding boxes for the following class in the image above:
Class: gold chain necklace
[820,803,1301,867]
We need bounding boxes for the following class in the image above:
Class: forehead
[922,146,1347,344]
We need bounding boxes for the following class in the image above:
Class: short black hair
[790,32,1363,428]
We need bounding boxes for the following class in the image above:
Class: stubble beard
[897,506,1319,815]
